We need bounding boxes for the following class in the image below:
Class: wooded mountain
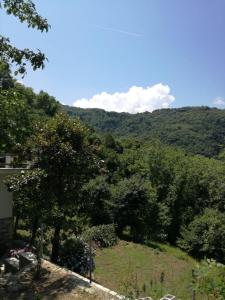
[64,105,225,157]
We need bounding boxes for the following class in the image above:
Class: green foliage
[6,169,50,220]
[0,89,32,152]
[0,0,49,75]
[5,168,51,245]
[32,113,99,193]
[121,272,142,300]
[59,237,95,276]
[82,224,118,248]
[0,60,14,89]
[2,0,49,31]
[178,209,225,263]
[81,176,112,226]
[104,133,123,153]
[193,259,225,299]
[111,175,158,242]
[121,271,167,299]
[36,90,60,116]
[0,62,60,152]
[10,124,225,263]
[19,113,101,262]
[5,79,225,265]
[64,106,225,157]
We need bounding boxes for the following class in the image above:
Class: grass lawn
[94,240,203,300]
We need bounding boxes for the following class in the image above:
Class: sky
[1,0,225,113]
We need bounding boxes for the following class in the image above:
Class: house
[0,155,25,249]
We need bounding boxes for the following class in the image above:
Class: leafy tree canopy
[0,0,50,75]
[0,89,32,152]
[0,61,60,153]
[178,209,225,262]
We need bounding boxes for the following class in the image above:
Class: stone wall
[0,217,12,249]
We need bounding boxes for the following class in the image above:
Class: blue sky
[1,0,225,112]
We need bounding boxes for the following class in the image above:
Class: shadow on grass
[119,230,165,253]
[143,241,165,252]
[144,240,164,252]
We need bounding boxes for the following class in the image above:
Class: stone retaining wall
[0,217,12,249]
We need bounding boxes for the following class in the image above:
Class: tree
[0,0,50,75]
[111,175,158,242]
[82,176,113,226]
[36,90,60,117]
[0,88,32,152]
[178,209,225,263]
[28,113,101,263]
[0,60,60,152]
[6,168,51,245]
[0,60,14,88]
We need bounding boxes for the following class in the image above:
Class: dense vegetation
[0,62,60,152]
[64,105,225,157]
[6,125,225,266]
[1,66,225,265]
[1,61,225,298]
[2,2,225,298]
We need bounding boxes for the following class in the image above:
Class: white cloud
[213,97,225,107]
[73,83,175,113]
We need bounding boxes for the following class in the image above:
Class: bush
[193,259,225,299]
[178,209,225,262]
[82,224,118,248]
[59,237,95,275]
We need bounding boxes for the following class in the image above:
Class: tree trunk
[51,222,61,263]
[30,216,38,247]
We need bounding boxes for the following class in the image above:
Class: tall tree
[29,113,100,263]
[112,175,158,242]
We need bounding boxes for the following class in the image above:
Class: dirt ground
[0,260,118,300]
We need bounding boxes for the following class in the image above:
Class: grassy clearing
[94,240,203,300]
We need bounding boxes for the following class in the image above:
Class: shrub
[193,259,225,299]
[178,209,225,262]
[59,237,95,275]
[82,224,118,248]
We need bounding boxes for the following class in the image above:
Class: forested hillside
[2,69,225,295]
[64,105,225,157]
